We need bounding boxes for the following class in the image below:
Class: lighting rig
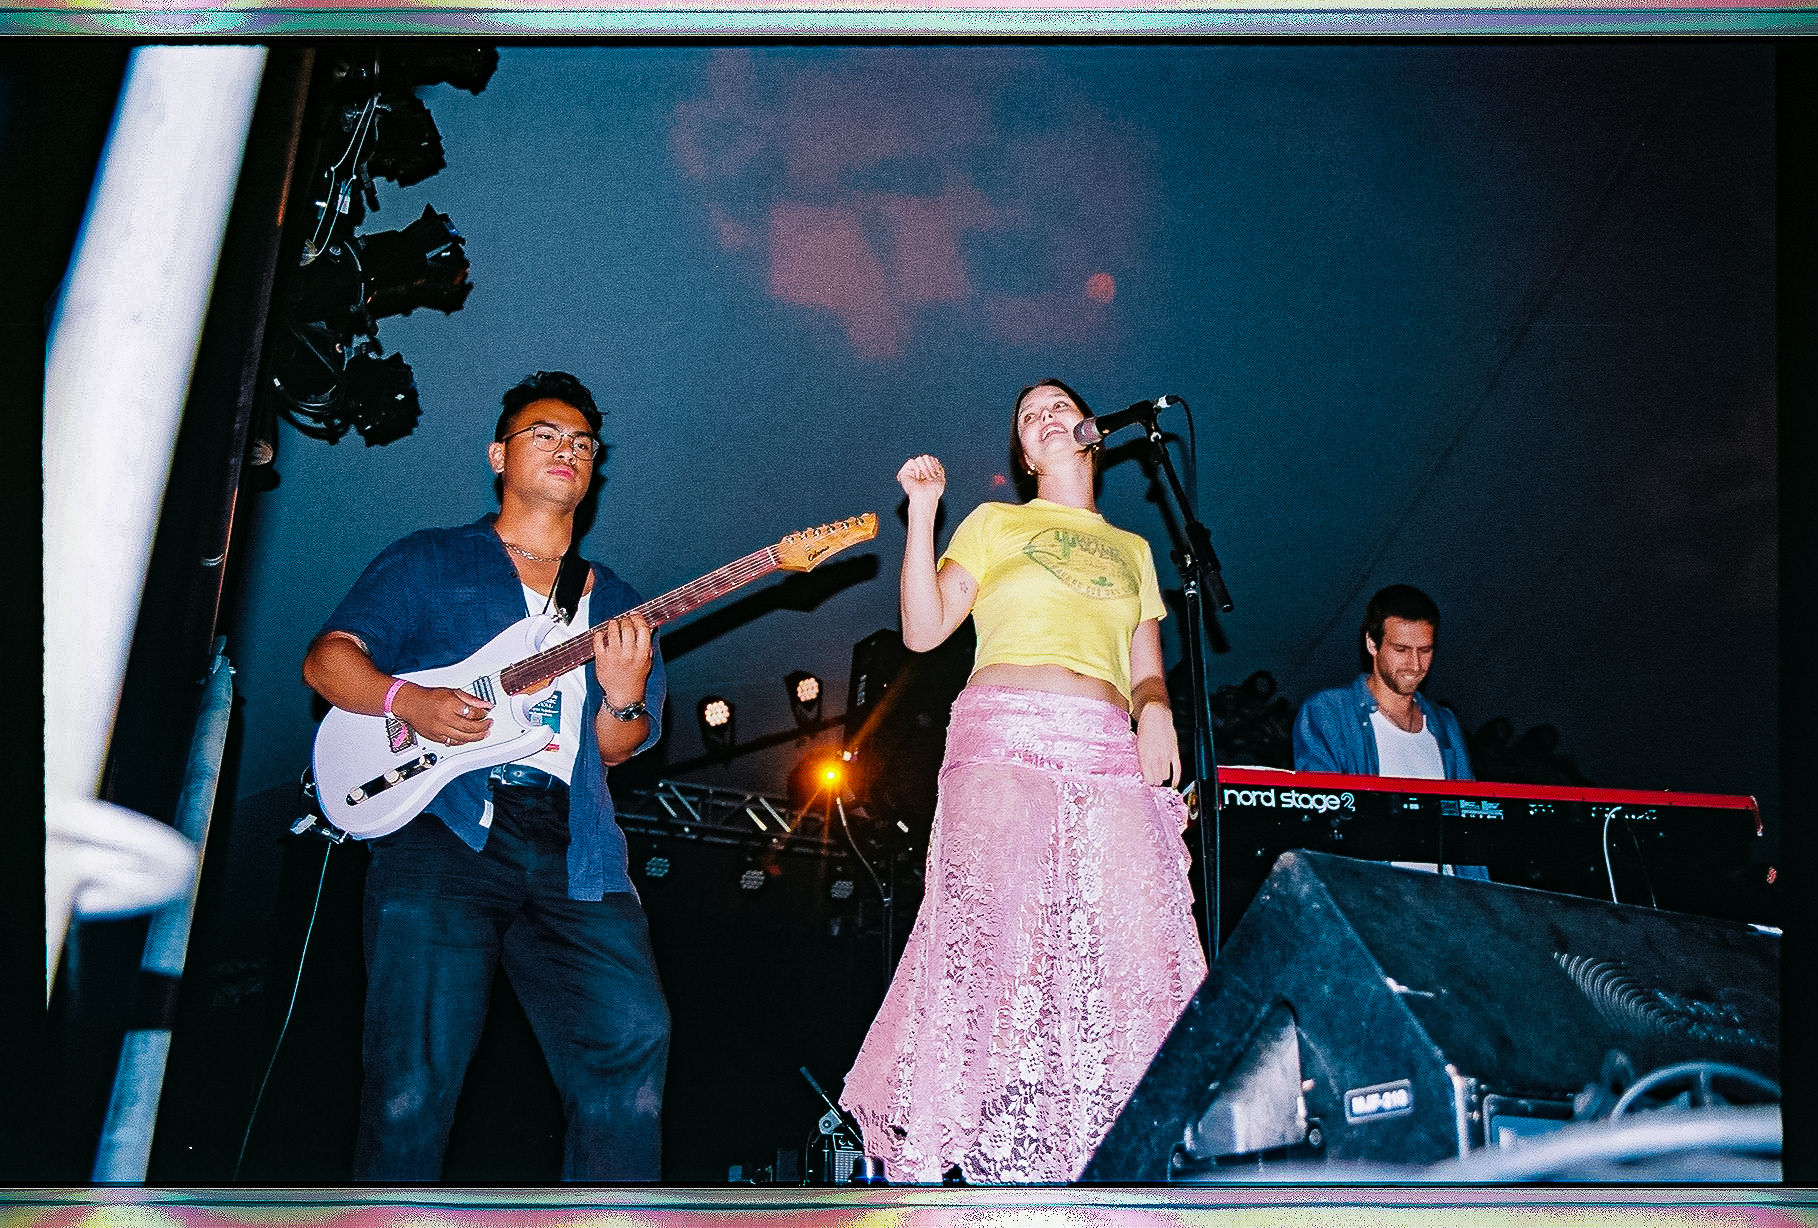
[267,46,497,447]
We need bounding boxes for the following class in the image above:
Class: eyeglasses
[501,424,600,460]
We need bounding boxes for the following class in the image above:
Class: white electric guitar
[311,514,877,839]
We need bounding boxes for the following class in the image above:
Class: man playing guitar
[302,370,669,1181]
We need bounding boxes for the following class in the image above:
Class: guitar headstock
[774,513,878,572]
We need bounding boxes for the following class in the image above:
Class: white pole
[44,44,269,1001]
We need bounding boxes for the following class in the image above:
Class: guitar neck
[498,546,780,694]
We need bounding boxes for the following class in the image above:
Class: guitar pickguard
[385,715,417,754]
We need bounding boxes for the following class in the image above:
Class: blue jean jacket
[1292,674,1474,780]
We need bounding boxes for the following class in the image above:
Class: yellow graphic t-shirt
[939,498,1166,703]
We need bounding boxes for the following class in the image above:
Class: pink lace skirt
[839,685,1208,1184]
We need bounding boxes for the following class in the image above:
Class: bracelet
[383,677,407,717]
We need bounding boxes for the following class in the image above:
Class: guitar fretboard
[497,546,780,695]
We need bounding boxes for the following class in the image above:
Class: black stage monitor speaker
[845,628,906,741]
[1083,851,1779,1181]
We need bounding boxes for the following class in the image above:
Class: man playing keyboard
[1292,584,1486,880]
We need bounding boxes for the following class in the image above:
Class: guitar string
[499,547,779,691]
[628,520,867,630]
[498,519,870,691]
[636,549,778,622]
[504,554,777,688]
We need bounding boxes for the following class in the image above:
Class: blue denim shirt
[1292,674,1474,781]
[320,514,664,900]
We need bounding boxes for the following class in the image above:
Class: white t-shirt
[1371,707,1450,874]
[1370,708,1446,780]
[515,586,592,784]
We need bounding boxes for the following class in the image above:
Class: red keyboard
[1206,766,1764,926]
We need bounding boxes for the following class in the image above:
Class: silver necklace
[501,539,563,563]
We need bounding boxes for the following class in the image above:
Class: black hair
[1359,584,1442,669]
[495,370,603,441]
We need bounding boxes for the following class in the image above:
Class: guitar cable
[234,823,334,1180]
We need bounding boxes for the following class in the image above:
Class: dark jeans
[354,783,670,1182]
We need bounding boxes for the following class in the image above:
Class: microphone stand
[1129,400,1233,960]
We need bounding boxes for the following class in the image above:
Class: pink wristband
[383,677,407,717]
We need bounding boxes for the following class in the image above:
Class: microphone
[1073,396,1175,446]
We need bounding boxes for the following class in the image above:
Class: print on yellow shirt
[1022,528,1140,600]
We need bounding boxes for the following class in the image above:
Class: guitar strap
[552,543,589,625]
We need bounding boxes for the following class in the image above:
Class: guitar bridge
[347,752,439,806]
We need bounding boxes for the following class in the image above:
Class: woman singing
[840,379,1208,1184]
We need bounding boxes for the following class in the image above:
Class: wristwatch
[605,698,648,722]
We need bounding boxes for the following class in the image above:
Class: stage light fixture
[739,868,766,892]
[388,45,500,96]
[698,695,735,757]
[341,348,421,447]
[273,213,463,449]
[830,879,854,900]
[785,670,824,727]
[789,746,861,814]
[292,241,364,337]
[363,92,447,188]
[358,204,472,322]
[269,319,351,441]
[643,855,671,879]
